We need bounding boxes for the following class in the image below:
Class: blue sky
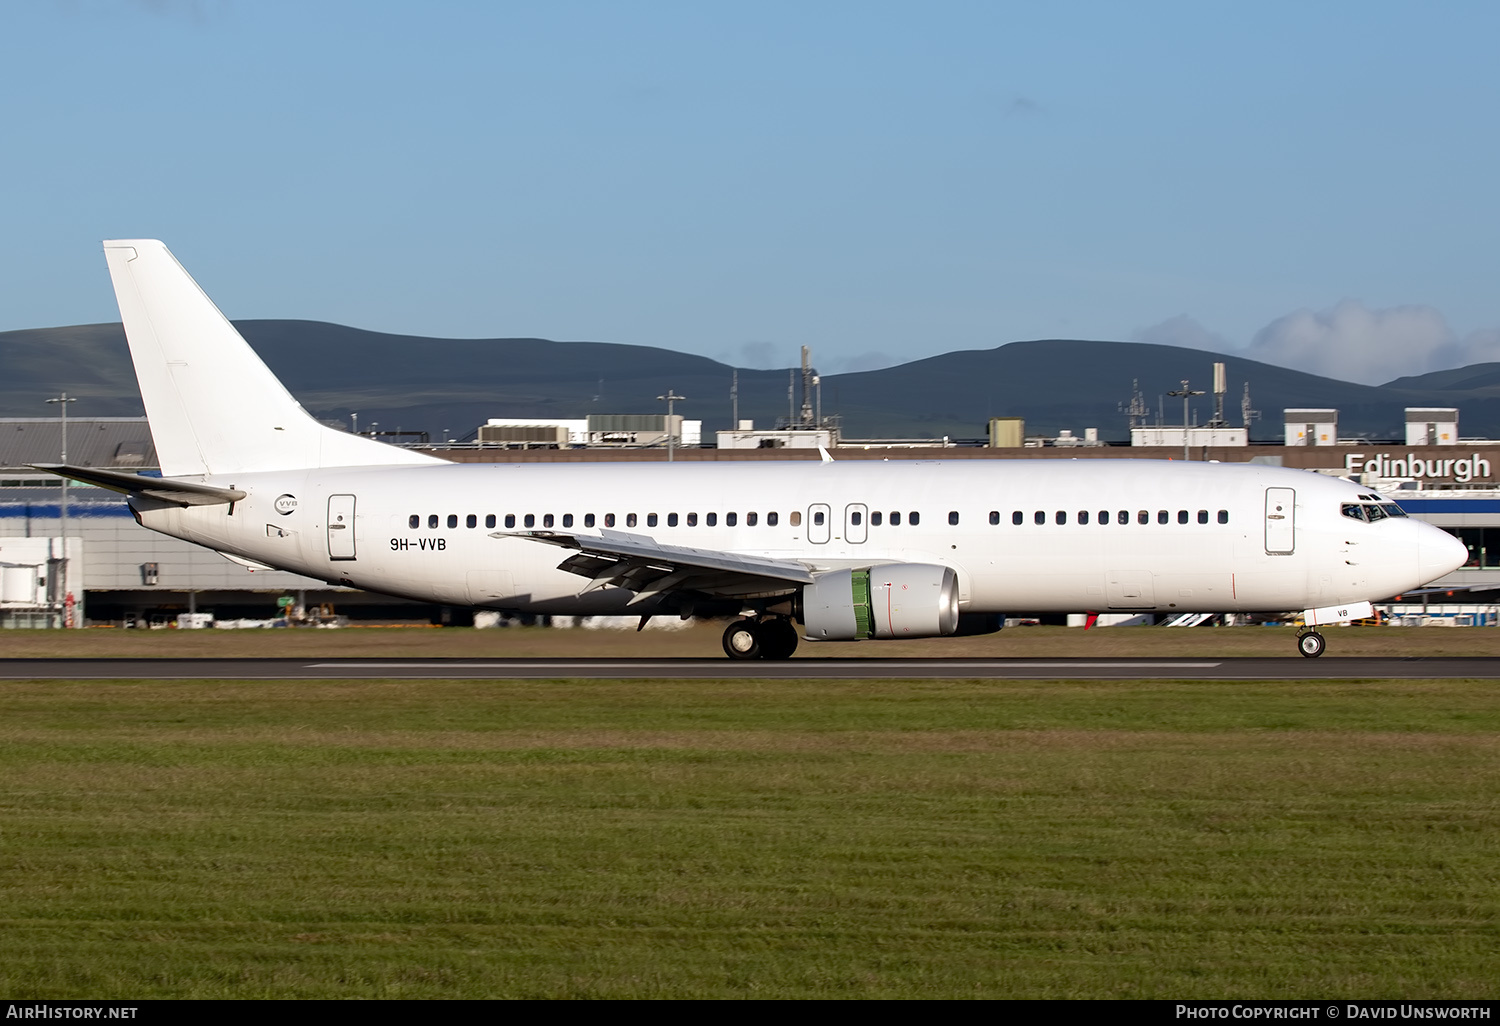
[5,1,1499,384]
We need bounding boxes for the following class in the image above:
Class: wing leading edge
[498,529,815,602]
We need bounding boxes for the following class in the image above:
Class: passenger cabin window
[543,514,554,528]
[648,513,658,527]
[1217,510,1229,524]
[524,514,536,528]
[428,515,439,529]
[1157,510,1168,524]
[910,512,920,525]
[604,513,615,527]
[687,513,698,527]
[667,513,678,527]
[748,512,758,526]
[485,514,496,529]
[1178,510,1188,524]
[724,512,735,526]
[1117,511,1128,525]
[790,511,802,527]
[466,514,477,528]
[584,513,595,528]
[949,511,960,525]
[768,512,779,527]
[1137,511,1149,525]
[1055,511,1066,525]
[1099,510,1109,525]
[627,513,637,527]
[1012,511,1023,525]
[1197,510,1208,524]
[409,515,419,529]
[562,513,573,527]
[871,511,882,526]
[813,510,825,526]
[505,514,516,529]
[850,511,861,526]
[990,511,1000,525]
[1079,511,1090,524]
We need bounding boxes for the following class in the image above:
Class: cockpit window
[1380,503,1407,518]
[1341,503,1366,522]
[1365,504,1389,522]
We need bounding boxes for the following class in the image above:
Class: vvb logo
[274,494,298,515]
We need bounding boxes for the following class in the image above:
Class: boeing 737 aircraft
[38,240,1467,658]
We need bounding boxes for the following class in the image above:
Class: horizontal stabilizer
[31,464,246,507]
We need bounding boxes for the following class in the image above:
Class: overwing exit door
[328,494,357,560]
[808,503,831,544]
[846,503,868,544]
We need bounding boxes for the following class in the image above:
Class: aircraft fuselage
[131,457,1453,620]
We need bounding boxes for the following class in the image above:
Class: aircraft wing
[497,528,815,601]
[30,464,247,507]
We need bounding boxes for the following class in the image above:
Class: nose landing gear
[722,617,800,660]
[1297,630,1325,658]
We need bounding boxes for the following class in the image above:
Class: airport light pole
[45,393,76,626]
[1167,380,1205,462]
[657,389,685,462]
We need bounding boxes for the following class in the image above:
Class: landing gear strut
[1297,630,1325,658]
[721,617,799,660]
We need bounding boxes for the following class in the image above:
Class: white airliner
[38,240,1467,659]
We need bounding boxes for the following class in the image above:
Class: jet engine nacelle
[799,563,960,641]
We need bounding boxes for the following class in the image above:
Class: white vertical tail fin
[102,240,443,477]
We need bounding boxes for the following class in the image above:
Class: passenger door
[1264,487,1295,555]
[328,494,357,561]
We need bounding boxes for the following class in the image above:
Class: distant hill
[1382,364,1500,396]
[6,319,1500,442]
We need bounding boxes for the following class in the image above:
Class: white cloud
[1132,315,1231,353]
[1433,327,1500,375]
[1130,302,1500,385]
[1245,300,1454,385]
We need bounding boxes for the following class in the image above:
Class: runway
[1,656,1497,680]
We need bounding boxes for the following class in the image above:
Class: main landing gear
[722,617,800,660]
[1297,629,1326,658]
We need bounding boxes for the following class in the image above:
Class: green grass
[0,678,1496,998]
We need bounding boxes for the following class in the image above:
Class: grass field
[0,674,1496,998]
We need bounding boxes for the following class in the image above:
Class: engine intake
[800,563,960,640]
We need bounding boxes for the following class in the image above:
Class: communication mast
[1118,378,1151,430]
[1241,381,1261,430]
[798,345,816,427]
[1208,362,1229,427]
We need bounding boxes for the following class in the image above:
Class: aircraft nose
[1418,526,1468,584]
